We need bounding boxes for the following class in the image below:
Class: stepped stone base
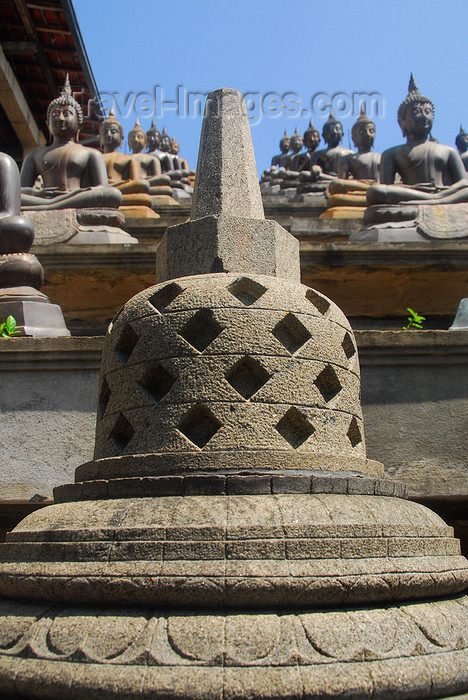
[0,595,466,699]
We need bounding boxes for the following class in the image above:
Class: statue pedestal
[23,208,138,245]
[321,206,367,219]
[0,252,70,337]
[352,203,468,242]
[151,194,180,208]
[0,295,70,337]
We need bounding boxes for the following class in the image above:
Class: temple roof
[0,0,101,162]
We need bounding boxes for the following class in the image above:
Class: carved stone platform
[24,208,138,245]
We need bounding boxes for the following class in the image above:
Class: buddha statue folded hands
[100,109,158,219]
[20,78,137,244]
[20,78,121,212]
[128,120,178,206]
[353,76,468,241]
[295,114,350,197]
[321,108,381,219]
[260,124,326,199]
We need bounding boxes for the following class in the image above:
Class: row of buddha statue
[19,76,194,234]
[262,76,468,237]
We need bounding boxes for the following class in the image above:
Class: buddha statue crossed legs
[100,110,158,219]
[20,77,121,211]
[321,108,381,219]
[353,76,468,241]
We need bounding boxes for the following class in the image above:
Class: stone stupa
[0,88,467,699]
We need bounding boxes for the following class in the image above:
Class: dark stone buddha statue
[146,119,162,154]
[315,111,353,176]
[367,76,468,206]
[341,107,380,181]
[0,153,34,254]
[455,125,468,172]
[20,77,121,211]
[321,109,381,219]
[282,127,303,170]
[353,76,468,241]
[271,130,291,168]
[292,120,320,172]
[0,151,69,335]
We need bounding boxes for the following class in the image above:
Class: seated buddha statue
[292,120,320,172]
[100,109,158,219]
[354,76,468,241]
[260,131,291,195]
[0,150,69,336]
[296,114,352,196]
[275,128,307,193]
[158,127,194,199]
[315,111,354,176]
[271,131,291,168]
[20,77,121,211]
[321,108,381,219]
[128,119,174,200]
[0,152,34,254]
[455,125,468,172]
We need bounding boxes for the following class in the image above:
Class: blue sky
[73,0,468,176]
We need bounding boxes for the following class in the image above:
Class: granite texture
[156,88,300,282]
[24,209,138,245]
[0,596,467,699]
[0,494,466,608]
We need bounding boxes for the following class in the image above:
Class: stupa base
[0,595,466,699]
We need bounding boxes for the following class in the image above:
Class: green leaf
[5,316,16,334]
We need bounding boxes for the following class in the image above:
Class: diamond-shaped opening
[179,309,223,352]
[227,277,267,306]
[226,356,270,399]
[109,414,135,453]
[342,331,356,359]
[347,417,362,447]
[272,313,311,354]
[115,324,139,366]
[138,363,175,403]
[275,407,315,448]
[148,282,183,312]
[98,377,111,418]
[314,365,342,402]
[306,289,330,315]
[179,404,222,448]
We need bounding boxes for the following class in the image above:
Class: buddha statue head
[290,127,303,154]
[46,75,83,142]
[397,74,435,139]
[303,120,320,152]
[351,107,376,151]
[322,111,344,148]
[456,125,468,155]
[279,130,290,154]
[128,118,147,154]
[146,119,161,152]
[160,127,172,153]
[99,107,124,153]
[171,137,179,155]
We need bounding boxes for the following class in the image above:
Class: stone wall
[1,331,466,504]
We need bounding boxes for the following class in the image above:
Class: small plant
[0,315,21,337]
[403,308,426,330]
